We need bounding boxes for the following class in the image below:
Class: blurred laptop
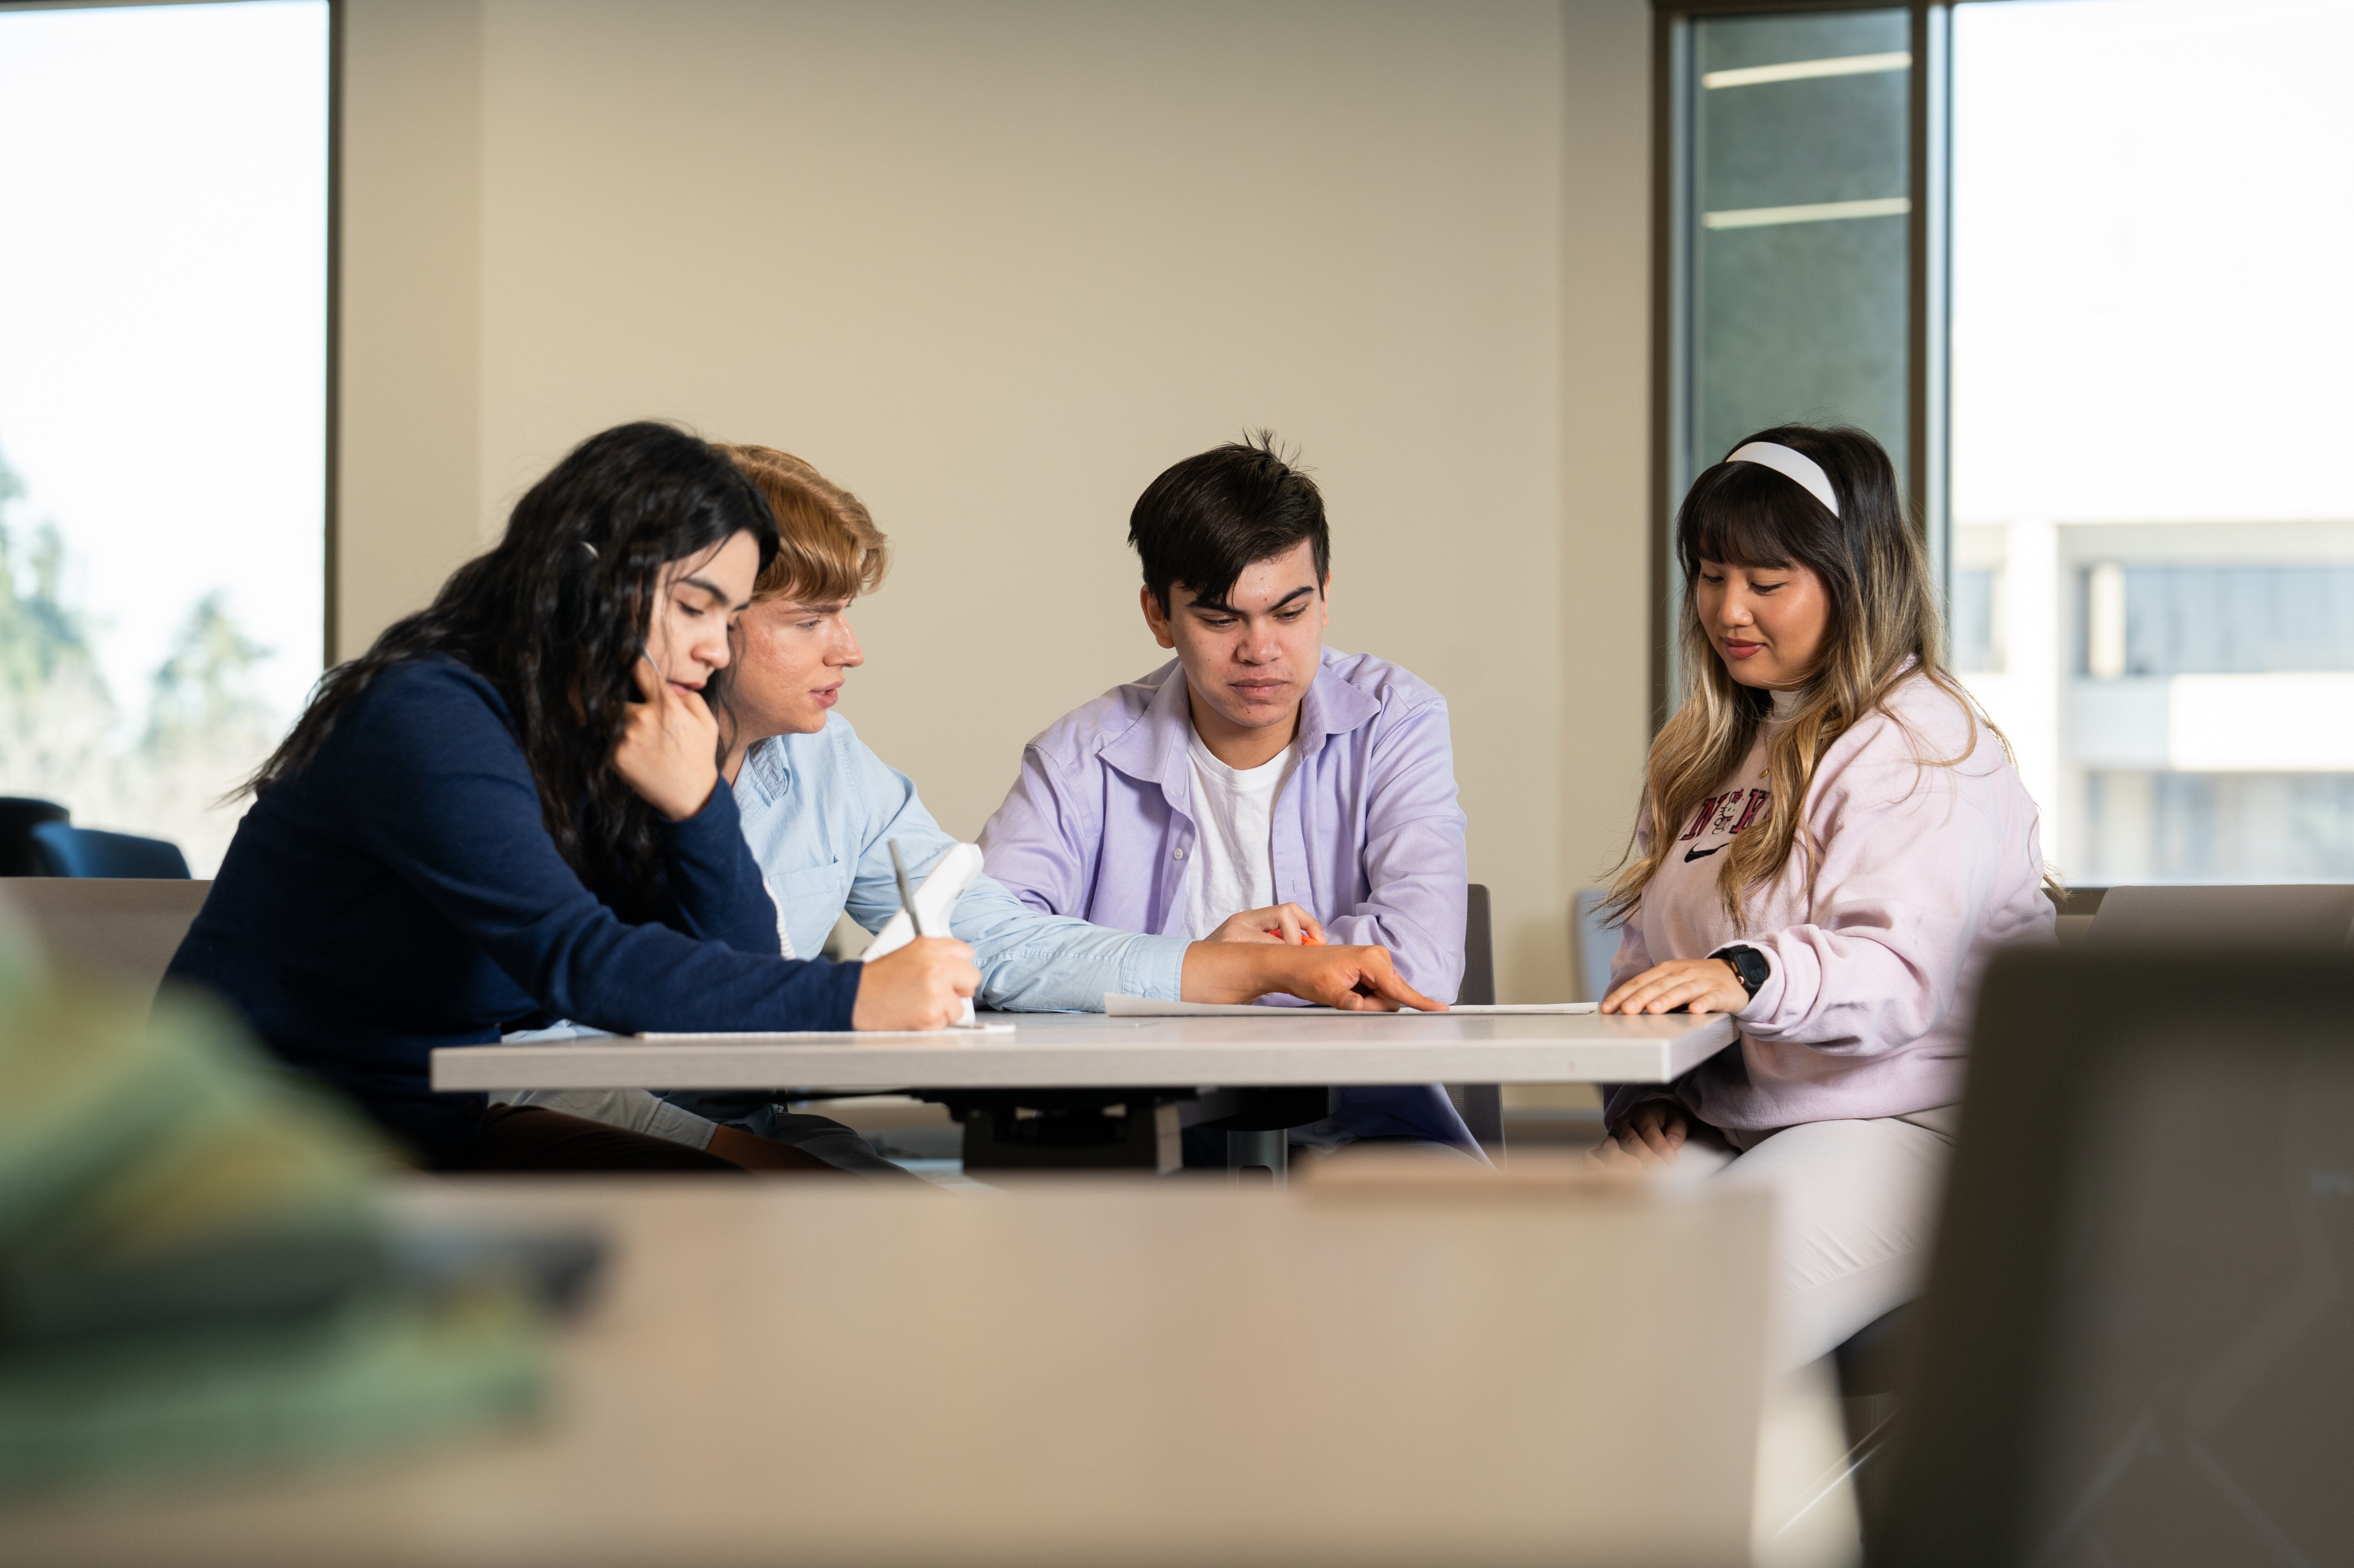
[1875,944,2354,1566]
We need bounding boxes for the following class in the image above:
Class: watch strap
[1713,944,1769,999]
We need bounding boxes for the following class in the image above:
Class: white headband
[1726,441,1839,517]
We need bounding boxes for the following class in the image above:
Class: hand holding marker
[846,840,982,1031]
[889,840,929,939]
[1265,904,1324,945]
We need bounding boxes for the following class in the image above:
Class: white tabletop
[429,1010,1736,1095]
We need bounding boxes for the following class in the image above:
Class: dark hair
[247,421,778,921]
[1675,422,1908,609]
[1127,432,1330,611]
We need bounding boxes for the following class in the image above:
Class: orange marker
[1266,923,1325,945]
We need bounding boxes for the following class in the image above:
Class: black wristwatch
[1713,944,1770,1000]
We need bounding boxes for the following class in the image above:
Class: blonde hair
[1608,425,2002,923]
[714,444,888,603]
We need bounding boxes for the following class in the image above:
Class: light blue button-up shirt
[733,713,1189,1010]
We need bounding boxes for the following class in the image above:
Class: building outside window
[0,0,328,875]
[1951,0,2354,883]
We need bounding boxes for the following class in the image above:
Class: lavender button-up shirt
[978,648,1477,1150]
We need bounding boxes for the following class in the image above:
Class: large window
[1661,0,2354,885]
[1949,0,2354,883]
[0,0,329,875]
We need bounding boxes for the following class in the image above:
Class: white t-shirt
[1180,733,1299,942]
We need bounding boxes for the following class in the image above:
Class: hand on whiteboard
[852,937,979,1032]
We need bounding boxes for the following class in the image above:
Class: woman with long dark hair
[1591,424,2054,1368]
[167,422,975,1171]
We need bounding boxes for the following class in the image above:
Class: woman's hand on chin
[852,937,980,1031]
[614,655,722,821]
[1600,957,1749,1017]
[1587,1100,1688,1169]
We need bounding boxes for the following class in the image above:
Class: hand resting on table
[1182,940,1443,1012]
[1599,957,1748,1019]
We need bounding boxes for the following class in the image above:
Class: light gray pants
[490,1085,720,1146]
[489,1026,910,1177]
[487,1025,725,1147]
[1677,1107,1960,1371]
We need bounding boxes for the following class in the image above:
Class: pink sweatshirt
[1609,670,2055,1133]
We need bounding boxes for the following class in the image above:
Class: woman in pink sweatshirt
[1594,423,2054,1369]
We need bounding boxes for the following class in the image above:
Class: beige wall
[338,0,483,658]
[339,0,1652,1001]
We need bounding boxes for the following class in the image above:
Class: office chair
[28,821,193,880]
[1872,944,2354,1566]
[1445,883,1505,1152]
[0,796,71,877]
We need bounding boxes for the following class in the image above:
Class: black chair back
[28,822,192,879]
[1460,883,1496,1005]
[1446,884,1505,1151]
[0,797,70,877]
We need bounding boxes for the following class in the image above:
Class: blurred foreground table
[0,1166,1805,1568]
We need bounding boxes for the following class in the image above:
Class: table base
[912,1087,1332,1176]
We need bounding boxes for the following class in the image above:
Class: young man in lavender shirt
[978,436,1476,1154]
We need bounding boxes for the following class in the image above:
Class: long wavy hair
[1607,424,1995,923]
[245,422,778,921]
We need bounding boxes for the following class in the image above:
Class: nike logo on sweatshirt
[1684,844,1726,863]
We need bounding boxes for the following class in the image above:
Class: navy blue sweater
[167,657,863,1164]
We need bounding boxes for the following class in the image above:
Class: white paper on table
[636,1023,1015,1039]
[1102,995,1597,1017]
